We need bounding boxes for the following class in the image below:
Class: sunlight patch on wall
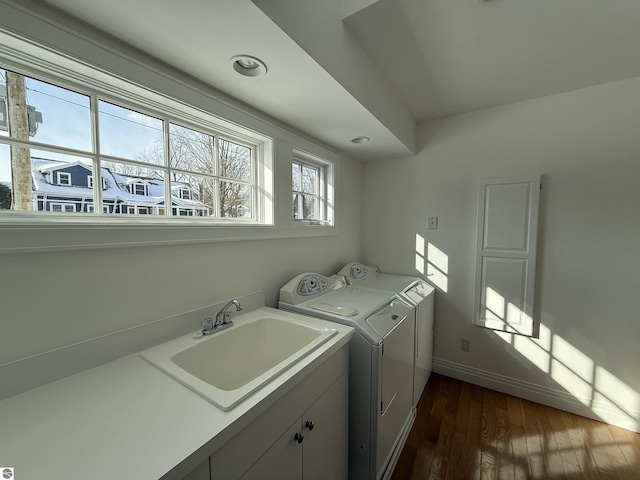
[551,359,594,406]
[593,366,640,427]
[415,234,425,274]
[513,324,551,374]
[414,236,448,292]
[553,336,594,385]
[427,242,448,293]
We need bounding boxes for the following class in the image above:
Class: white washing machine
[337,263,436,406]
[279,273,415,480]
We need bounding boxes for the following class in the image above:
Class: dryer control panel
[279,273,345,305]
[337,262,379,285]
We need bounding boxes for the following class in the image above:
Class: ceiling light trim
[230,55,267,77]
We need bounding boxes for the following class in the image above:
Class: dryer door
[368,299,415,477]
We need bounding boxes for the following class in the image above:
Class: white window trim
[88,176,106,190]
[131,183,148,196]
[57,172,71,186]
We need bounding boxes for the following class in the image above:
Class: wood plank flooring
[391,374,640,480]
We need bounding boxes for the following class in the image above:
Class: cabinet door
[240,418,303,480]
[302,373,348,480]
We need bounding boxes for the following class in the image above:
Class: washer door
[366,298,412,338]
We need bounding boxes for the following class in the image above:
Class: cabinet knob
[305,420,315,431]
[294,432,304,444]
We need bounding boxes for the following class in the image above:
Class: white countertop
[0,307,353,480]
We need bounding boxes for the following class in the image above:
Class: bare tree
[134,125,252,217]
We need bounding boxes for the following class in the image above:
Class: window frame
[49,202,75,213]
[56,172,71,186]
[0,63,266,224]
[88,175,106,190]
[131,183,148,196]
[0,24,341,254]
[292,151,333,225]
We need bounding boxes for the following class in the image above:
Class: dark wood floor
[391,374,640,480]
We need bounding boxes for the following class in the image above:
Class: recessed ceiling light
[351,136,370,144]
[230,55,267,77]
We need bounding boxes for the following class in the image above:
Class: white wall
[362,77,640,431]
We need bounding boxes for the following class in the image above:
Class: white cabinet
[240,376,347,480]
[210,346,348,480]
[240,419,302,480]
[302,374,348,480]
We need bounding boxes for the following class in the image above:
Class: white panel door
[473,176,540,336]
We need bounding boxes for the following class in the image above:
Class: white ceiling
[36,0,640,161]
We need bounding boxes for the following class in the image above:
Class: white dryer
[337,263,436,406]
[279,273,415,480]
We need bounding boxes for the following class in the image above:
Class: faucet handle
[201,317,214,335]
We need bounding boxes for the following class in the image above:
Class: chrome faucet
[216,299,242,326]
[201,299,242,336]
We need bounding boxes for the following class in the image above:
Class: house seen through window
[0,67,258,220]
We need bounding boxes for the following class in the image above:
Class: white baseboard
[433,357,639,433]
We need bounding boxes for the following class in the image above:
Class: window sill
[0,214,337,254]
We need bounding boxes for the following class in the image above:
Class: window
[292,152,332,224]
[0,66,264,221]
[131,183,148,196]
[50,202,75,212]
[0,26,342,253]
[57,172,71,185]
[88,175,106,190]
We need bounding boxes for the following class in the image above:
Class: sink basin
[140,308,338,411]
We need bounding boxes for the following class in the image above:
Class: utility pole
[6,71,33,211]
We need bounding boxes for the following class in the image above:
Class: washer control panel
[279,272,345,305]
[297,274,329,296]
[337,262,379,284]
